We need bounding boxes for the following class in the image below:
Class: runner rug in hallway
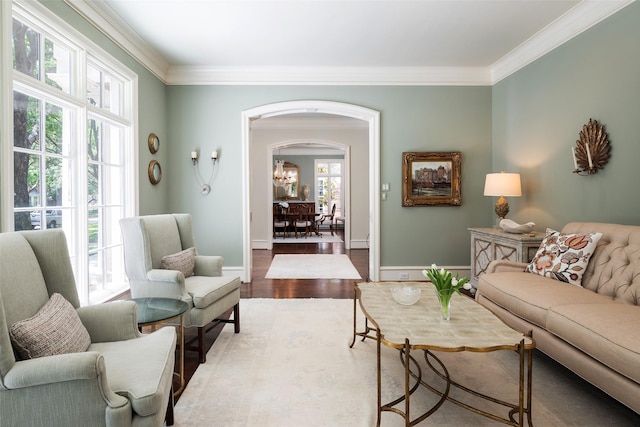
[265,254,362,279]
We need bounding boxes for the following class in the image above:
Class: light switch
[382,183,390,192]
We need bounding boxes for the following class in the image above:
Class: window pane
[44,38,72,93]
[317,177,328,213]
[45,156,62,206]
[103,123,123,164]
[87,65,101,107]
[88,118,101,161]
[103,74,123,115]
[12,18,40,80]
[317,163,328,174]
[14,211,32,231]
[13,152,39,209]
[104,165,123,205]
[45,102,64,154]
[330,162,341,175]
[13,91,40,150]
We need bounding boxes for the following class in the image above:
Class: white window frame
[314,158,344,216]
[2,0,138,305]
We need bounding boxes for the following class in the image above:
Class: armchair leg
[166,385,175,426]
[198,326,206,363]
[233,302,240,333]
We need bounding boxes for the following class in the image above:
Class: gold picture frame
[402,151,461,206]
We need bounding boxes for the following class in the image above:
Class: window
[315,159,343,216]
[9,2,137,305]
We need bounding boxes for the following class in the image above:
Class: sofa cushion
[526,228,602,286]
[547,303,640,384]
[161,247,196,277]
[185,275,241,309]
[89,326,176,417]
[10,293,91,360]
[477,272,609,328]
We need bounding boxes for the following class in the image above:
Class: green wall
[492,2,640,230]
[166,86,492,267]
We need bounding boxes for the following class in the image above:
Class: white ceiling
[68,0,632,85]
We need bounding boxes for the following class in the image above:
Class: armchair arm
[134,269,189,300]
[486,260,528,274]
[4,352,127,408]
[194,255,223,277]
[77,301,140,343]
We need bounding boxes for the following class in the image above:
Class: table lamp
[483,172,521,220]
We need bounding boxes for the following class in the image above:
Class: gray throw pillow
[161,247,196,277]
[10,293,91,360]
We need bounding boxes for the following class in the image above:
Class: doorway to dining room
[242,100,380,283]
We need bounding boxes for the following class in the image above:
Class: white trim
[63,0,169,82]
[379,266,470,282]
[242,101,380,283]
[491,0,634,84]
[168,66,491,86]
[0,0,12,231]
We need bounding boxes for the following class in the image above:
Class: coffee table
[131,297,189,397]
[351,282,535,426]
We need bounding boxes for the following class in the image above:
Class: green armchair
[119,214,240,363]
[0,230,176,427]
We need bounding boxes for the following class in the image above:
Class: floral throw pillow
[526,228,602,286]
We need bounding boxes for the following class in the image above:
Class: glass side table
[131,297,189,397]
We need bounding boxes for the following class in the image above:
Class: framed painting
[402,151,462,206]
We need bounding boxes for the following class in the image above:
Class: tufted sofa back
[562,222,640,306]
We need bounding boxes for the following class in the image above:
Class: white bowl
[391,286,421,305]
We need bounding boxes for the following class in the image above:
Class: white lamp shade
[483,172,522,197]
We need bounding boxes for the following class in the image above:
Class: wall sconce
[191,150,218,195]
[483,171,522,221]
[572,118,611,176]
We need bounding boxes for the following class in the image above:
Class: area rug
[275,231,343,244]
[174,299,639,427]
[265,254,361,279]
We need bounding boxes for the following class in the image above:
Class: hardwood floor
[177,235,369,401]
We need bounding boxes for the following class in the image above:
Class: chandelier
[273,159,288,188]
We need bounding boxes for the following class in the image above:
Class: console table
[468,228,544,291]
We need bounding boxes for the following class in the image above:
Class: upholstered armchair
[0,229,176,427]
[119,214,240,363]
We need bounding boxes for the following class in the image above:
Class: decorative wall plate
[148,133,160,154]
[148,160,162,185]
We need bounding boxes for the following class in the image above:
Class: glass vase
[435,290,453,320]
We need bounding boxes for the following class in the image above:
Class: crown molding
[64,0,633,86]
[63,0,170,82]
[491,0,634,84]
[166,66,491,86]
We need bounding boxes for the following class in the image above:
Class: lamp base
[494,196,510,220]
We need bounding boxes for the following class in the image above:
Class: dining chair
[273,203,290,238]
[292,204,314,238]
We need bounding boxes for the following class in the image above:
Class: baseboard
[379,266,471,282]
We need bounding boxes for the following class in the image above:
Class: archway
[264,139,351,250]
[241,100,380,282]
